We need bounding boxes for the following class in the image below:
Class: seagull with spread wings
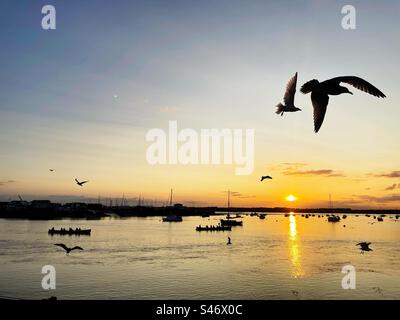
[276,72,302,116]
[300,76,386,133]
[356,242,373,254]
[75,178,89,187]
[260,175,272,182]
[54,243,84,255]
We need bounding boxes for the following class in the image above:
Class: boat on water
[284,213,290,217]
[196,225,231,232]
[162,215,183,222]
[259,214,266,219]
[220,219,243,226]
[48,227,91,236]
[328,215,341,222]
[377,217,384,222]
[342,215,347,219]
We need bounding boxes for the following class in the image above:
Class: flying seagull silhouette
[260,175,272,182]
[276,72,302,116]
[49,169,54,172]
[356,242,373,254]
[300,76,386,132]
[75,179,89,187]
[54,243,83,255]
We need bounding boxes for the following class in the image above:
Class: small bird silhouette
[260,175,272,182]
[54,243,83,255]
[75,179,89,187]
[276,72,302,116]
[300,76,386,132]
[356,242,373,254]
[227,237,232,245]
[49,169,54,172]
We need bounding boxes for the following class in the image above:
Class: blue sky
[0,0,399,207]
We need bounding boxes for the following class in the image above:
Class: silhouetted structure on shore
[0,200,399,219]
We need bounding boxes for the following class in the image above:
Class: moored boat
[48,227,91,236]
[196,225,231,232]
[328,215,341,222]
[220,219,243,226]
[162,215,183,222]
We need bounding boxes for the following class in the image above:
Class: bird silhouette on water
[276,72,302,116]
[227,237,232,245]
[356,242,373,254]
[54,243,83,255]
[300,76,386,132]
[75,178,89,187]
[260,175,272,182]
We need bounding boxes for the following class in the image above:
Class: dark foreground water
[1,214,399,299]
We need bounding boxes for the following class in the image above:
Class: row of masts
[93,189,175,207]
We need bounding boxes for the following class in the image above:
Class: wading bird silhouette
[227,237,232,245]
[356,242,373,254]
[276,72,302,116]
[54,243,83,255]
[300,76,386,132]
[75,179,89,187]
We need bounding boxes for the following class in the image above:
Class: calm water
[1,214,399,300]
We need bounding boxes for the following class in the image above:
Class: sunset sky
[1,0,399,208]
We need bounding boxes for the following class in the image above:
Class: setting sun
[286,195,297,202]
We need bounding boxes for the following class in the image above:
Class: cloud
[385,184,399,191]
[0,180,16,186]
[221,191,255,199]
[372,171,400,178]
[354,194,400,203]
[282,162,308,167]
[160,106,178,113]
[237,195,256,199]
[284,169,344,177]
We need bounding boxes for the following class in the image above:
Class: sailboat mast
[169,189,173,206]
[228,190,230,209]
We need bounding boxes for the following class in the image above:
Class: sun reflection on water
[288,213,304,278]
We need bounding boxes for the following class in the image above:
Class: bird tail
[275,103,284,115]
[300,79,319,94]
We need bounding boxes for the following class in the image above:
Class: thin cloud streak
[284,169,344,177]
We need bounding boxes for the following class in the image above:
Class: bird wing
[71,246,83,251]
[81,181,89,184]
[75,178,80,184]
[54,243,68,251]
[283,72,297,106]
[328,76,386,98]
[311,91,329,133]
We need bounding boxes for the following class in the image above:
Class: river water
[0,214,399,299]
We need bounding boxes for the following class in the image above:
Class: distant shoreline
[1,200,399,220]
